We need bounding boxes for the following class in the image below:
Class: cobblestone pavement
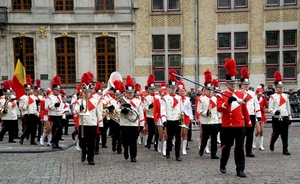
[0,123,300,184]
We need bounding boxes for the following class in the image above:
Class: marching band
[0,58,294,178]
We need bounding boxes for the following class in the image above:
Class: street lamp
[0,6,8,39]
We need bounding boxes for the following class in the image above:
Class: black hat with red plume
[177,80,186,91]
[113,80,125,94]
[2,80,12,94]
[224,58,238,83]
[240,67,250,85]
[125,75,135,92]
[51,76,61,90]
[86,71,95,89]
[204,69,213,90]
[274,71,283,87]
[34,79,41,91]
[147,74,156,89]
[160,82,167,94]
[168,69,177,88]
[80,71,94,89]
[212,79,219,91]
[135,83,141,95]
[94,81,103,94]
[24,75,32,90]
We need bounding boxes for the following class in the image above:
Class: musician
[0,81,19,143]
[74,73,103,165]
[143,74,160,150]
[177,80,193,155]
[61,91,71,136]
[197,70,220,159]
[19,76,39,145]
[240,67,261,157]
[268,71,292,155]
[39,88,53,146]
[71,85,81,142]
[105,80,124,154]
[161,69,183,161]
[33,79,43,142]
[115,75,145,162]
[45,76,63,149]
[217,58,251,178]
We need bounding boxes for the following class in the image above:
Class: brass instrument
[118,94,139,122]
[79,83,90,138]
[103,101,120,124]
[0,97,10,118]
[103,72,123,95]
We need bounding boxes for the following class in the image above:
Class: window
[218,0,247,9]
[54,0,73,11]
[95,0,114,12]
[13,37,35,80]
[266,0,297,6]
[152,34,181,82]
[12,0,32,11]
[265,30,297,80]
[96,37,116,83]
[152,0,180,12]
[55,37,76,85]
[217,32,248,80]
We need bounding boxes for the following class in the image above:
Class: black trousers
[100,117,109,147]
[49,115,62,146]
[110,119,122,152]
[166,120,181,157]
[220,127,246,172]
[245,115,256,154]
[121,126,139,159]
[188,123,192,141]
[78,125,96,162]
[0,120,18,141]
[271,116,289,152]
[200,124,220,156]
[21,114,38,143]
[62,118,69,135]
[146,117,155,147]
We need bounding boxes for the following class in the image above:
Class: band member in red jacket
[217,58,251,178]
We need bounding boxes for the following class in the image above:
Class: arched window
[96,37,116,83]
[13,37,35,80]
[55,37,76,85]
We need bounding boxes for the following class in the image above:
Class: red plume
[160,82,166,88]
[177,80,185,90]
[35,79,41,88]
[76,85,82,94]
[274,71,282,81]
[51,76,61,88]
[125,75,134,87]
[113,80,125,93]
[147,74,155,84]
[80,72,93,85]
[60,89,66,96]
[26,75,32,85]
[2,81,10,90]
[204,69,212,85]
[8,80,13,89]
[94,81,103,91]
[224,58,238,76]
[86,71,94,83]
[212,79,219,88]
[241,67,249,78]
[168,69,177,81]
[135,83,141,92]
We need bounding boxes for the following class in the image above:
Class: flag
[12,41,26,99]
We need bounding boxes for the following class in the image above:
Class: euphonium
[0,97,10,118]
[103,101,120,124]
[118,94,139,122]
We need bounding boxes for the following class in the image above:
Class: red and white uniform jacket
[39,96,49,121]
[268,92,292,120]
[197,95,220,125]
[217,90,251,128]
[45,94,63,116]
[243,90,261,118]
[62,102,71,119]
[181,95,193,125]
[257,95,268,122]
[73,97,103,127]
[143,94,161,120]
[115,97,145,127]
[0,97,19,120]
[161,94,183,122]
[19,94,38,115]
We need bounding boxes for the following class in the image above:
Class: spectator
[265,84,275,100]
[288,89,299,112]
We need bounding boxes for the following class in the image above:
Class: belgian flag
[12,41,26,99]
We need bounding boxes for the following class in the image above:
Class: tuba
[118,94,139,122]
[103,72,123,95]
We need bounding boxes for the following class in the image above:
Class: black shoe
[95,151,99,155]
[9,140,16,143]
[54,146,62,150]
[237,171,247,178]
[0,137,2,142]
[146,144,150,149]
[102,145,108,148]
[59,138,64,141]
[186,147,189,150]
[112,147,116,152]
[124,152,129,160]
[30,142,38,145]
[220,167,226,173]
[15,136,20,139]
[188,139,193,142]
[211,155,220,159]
[51,141,57,148]
[283,150,291,155]
[246,153,255,157]
[117,150,122,154]
[88,160,95,165]
[270,143,274,151]
[19,138,24,145]
[176,157,182,161]
[26,135,29,140]
[199,150,203,156]
[166,154,170,159]
[71,133,75,141]
[81,157,86,162]
[130,158,136,162]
